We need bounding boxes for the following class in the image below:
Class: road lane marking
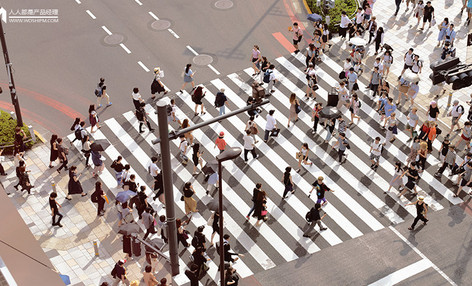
[186,45,199,56]
[137,61,150,72]
[167,28,180,38]
[148,11,159,20]
[389,226,457,286]
[75,0,81,4]
[368,259,432,286]
[101,26,112,36]
[85,10,96,19]
[120,43,131,54]
[208,64,220,75]
[135,0,143,5]
[272,32,295,53]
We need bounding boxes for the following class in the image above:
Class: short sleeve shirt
[243,134,254,150]
[408,112,419,127]
[312,182,330,198]
[371,141,382,156]
[49,198,58,212]
[424,5,434,16]
[215,137,226,150]
[348,72,358,82]
[150,163,159,177]
[132,92,141,101]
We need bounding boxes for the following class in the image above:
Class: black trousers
[411,214,428,228]
[52,211,63,226]
[313,116,320,133]
[143,226,156,240]
[139,121,153,132]
[371,84,379,97]
[395,0,402,14]
[368,31,375,43]
[97,199,105,215]
[84,152,91,166]
[340,27,347,38]
[338,149,346,162]
[244,149,257,161]
[57,158,68,172]
[0,163,5,175]
[437,163,453,174]
[375,40,382,53]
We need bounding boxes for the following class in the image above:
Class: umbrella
[144,237,166,252]
[349,37,367,46]
[307,13,322,22]
[203,160,218,175]
[207,197,229,211]
[319,106,342,119]
[116,190,137,203]
[59,274,71,285]
[118,222,141,235]
[403,70,420,83]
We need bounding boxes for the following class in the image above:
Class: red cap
[219,131,224,137]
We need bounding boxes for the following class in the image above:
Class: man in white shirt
[399,48,414,78]
[373,57,384,75]
[132,87,144,109]
[449,99,464,134]
[243,130,258,162]
[265,64,277,94]
[369,137,382,170]
[355,8,364,29]
[264,110,277,142]
[149,156,159,180]
[339,11,352,39]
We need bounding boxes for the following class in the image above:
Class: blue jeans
[247,204,255,217]
[264,129,270,141]
[219,105,226,115]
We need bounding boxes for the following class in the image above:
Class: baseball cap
[219,131,224,137]
[418,196,424,201]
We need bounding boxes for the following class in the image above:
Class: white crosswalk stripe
[65,53,462,285]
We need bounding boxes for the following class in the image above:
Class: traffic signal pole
[0,20,23,127]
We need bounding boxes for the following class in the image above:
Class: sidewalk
[0,143,171,286]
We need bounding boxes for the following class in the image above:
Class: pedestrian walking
[215,88,229,116]
[282,167,295,198]
[411,54,423,74]
[420,1,435,30]
[407,137,421,166]
[221,234,244,263]
[245,116,259,143]
[157,215,168,243]
[263,64,276,94]
[91,150,105,178]
[176,218,190,248]
[152,171,165,205]
[415,0,425,25]
[66,166,87,200]
[95,78,112,108]
[263,110,278,143]
[167,98,182,126]
[56,138,69,173]
[448,100,464,134]
[324,117,336,144]
[180,64,196,93]
[49,134,58,168]
[399,162,419,196]
[374,27,384,54]
[70,119,85,144]
[384,112,398,144]
[427,121,438,153]
[116,201,132,227]
[339,11,352,39]
[92,181,106,216]
[305,64,318,100]
[49,192,63,227]
[382,97,397,127]
[180,119,194,146]
[192,143,204,174]
[183,182,198,214]
[130,186,148,219]
[192,247,210,280]
[142,207,157,240]
[347,68,358,92]
[191,86,206,116]
[454,161,472,197]
[455,121,472,151]
[416,141,428,172]
[435,145,456,178]
[437,18,449,47]
[142,265,159,286]
[305,44,316,68]
[290,22,303,54]
[111,260,130,286]
[288,93,300,127]
[303,203,327,237]
[209,210,221,245]
[367,16,377,44]
[150,67,168,99]
[382,50,393,77]
[246,183,262,219]
[309,176,334,205]
[407,196,428,230]
[406,108,419,139]
[13,127,26,158]
[387,162,405,193]
[338,81,350,109]
[400,48,415,78]
[111,156,124,187]
[369,137,382,170]
[254,190,268,226]
[444,24,456,46]
[214,131,227,154]
[225,267,240,286]
[311,103,322,135]
[82,135,92,168]
[297,143,313,171]
[251,45,262,75]
[369,67,381,97]
[349,93,361,125]
[132,87,145,110]
[332,132,350,163]
[15,164,33,194]
[405,0,417,10]
[243,130,258,162]
[136,102,155,133]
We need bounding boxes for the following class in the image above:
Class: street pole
[0,20,23,127]
[218,160,224,285]
[156,101,179,276]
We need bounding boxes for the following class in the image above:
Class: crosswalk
[66,51,463,285]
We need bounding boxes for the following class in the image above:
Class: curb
[302,0,312,14]
[34,130,47,143]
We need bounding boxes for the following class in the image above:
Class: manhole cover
[151,20,171,31]
[193,54,213,66]
[104,34,124,45]
[215,0,234,9]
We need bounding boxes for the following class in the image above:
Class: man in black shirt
[246,183,262,220]
[407,196,428,230]
[421,1,435,30]
[49,192,63,227]
[303,203,327,237]
[399,162,419,197]
[309,176,335,205]
[111,260,129,285]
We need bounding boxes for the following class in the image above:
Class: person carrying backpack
[111,260,129,285]
[448,99,464,134]
[263,64,276,94]
[214,88,228,115]
[95,78,112,108]
[72,121,86,144]
[303,203,327,237]
[135,102,155,133]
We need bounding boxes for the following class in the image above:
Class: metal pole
[156,101,179,276]
[0,20,23,127]
[218,160,225,286]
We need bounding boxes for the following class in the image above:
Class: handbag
[295,102,301,114]
[399,84,409,93]
[270,128,280,137]
[250,126,259,135]
[180,195,184,201]
[296,152,302,160]
[353,83,359,91]
[339,70,346,79]
[312,84,319,91]
[431,18,436,26]
[261,210,268,216]
[392,125,398,135]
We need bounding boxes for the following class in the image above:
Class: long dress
[389,169,404,189]
[50,141,58,162]
[151,74,165,94]
[68,171,84,195]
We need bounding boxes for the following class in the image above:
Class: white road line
[389,226,458,286]
[120,43,131,54]
[148,11,159,21]
[368,259,432,286]
[85,10,96,20]
[137,61,150,72]
[167,28,180,39]
[208,64,220,75]
[75,0,81,4]
[101,25,112,36]
[135,0,143,5]
[186,45,199,56]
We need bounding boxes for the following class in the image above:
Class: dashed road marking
[135,0,143,5]
[120,43,131,54]
[208,64,220,75]
[186,45,199,56]
[86,10,96,20]
[138,61,150,72]
[101,26,112,36]
[168,28,180,39]
[148,11,159,21]
[75,0,81,4]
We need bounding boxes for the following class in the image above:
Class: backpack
[305,209,314,222]
[191,90,198,103]
[111,264,118,278]
[215,92,225,107]
[358,101,362,108]
[167,105,173,116]
[94,87,101,96]
[191,235,200,248]
[91,191,99,203]
[457,105,464,114]
[263,70,272,83]
[74,127,83,141]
